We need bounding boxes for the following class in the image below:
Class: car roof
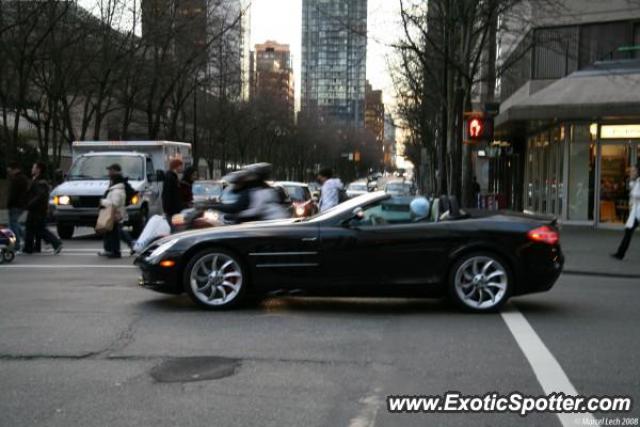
[194,180,222,185]
[274,181,309,188]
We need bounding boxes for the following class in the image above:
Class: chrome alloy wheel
[454,256,508,310]
[190,253,243,306]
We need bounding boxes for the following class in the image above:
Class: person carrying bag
[96,164,128,258]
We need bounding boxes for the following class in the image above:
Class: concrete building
[364,81,384,167]
[301,0,367,126]
[383,113,397,170]
[251,41,295,118]
[484,0,640,227]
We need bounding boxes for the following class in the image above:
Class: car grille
[72,196,102,208]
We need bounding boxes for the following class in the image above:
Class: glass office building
[301,0,367,126]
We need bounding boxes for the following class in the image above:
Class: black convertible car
[135,192,563,312]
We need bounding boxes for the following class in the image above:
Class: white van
[50,141,192,239]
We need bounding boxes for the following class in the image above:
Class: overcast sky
[250,0,402,110]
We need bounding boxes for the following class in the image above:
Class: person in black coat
[23,162,62,255]
[6,161,30,250]
[162,159,185,224]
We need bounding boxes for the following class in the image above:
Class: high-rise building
[301,0,367,126]
[141,0,251,100]
[251,41,295,118]
[364,81,384,143]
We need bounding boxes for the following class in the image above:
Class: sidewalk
[560,226,640,278]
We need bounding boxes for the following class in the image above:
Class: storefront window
[567,124,595,221]
[525,127,564,216]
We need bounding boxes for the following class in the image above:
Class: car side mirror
[156,170,165,182]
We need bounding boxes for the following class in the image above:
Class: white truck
[50,141,192,239]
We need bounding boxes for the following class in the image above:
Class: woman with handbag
[98,164,128,259]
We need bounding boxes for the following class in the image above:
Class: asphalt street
[1,229,639,427]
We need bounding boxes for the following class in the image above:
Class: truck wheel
[132,206,148,237]
[57,224,74,240]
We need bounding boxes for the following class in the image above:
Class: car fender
[446,240,522,293]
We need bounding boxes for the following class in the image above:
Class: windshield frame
[67,155,145,181]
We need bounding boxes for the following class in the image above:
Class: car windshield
[349,184,367,191]
[68,155,144,180]
[193,181,223,197]
[283,185,310,202]
[304,193,387,223]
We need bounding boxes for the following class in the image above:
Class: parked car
[136,192,564,312]
[192,180,224,207]
[346,181,368,198]
[384,180,415,196]
[275,181,318,217]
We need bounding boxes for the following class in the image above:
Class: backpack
[124,179,136,206]
[338,187,348,203]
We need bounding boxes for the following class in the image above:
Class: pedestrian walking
[98,164,128,258]
[180,166,198,208]
[316,168,344,212]
[611,164,640,260]
[472,176,481,208]
[23,162,62,255]
[6,161,30,251]
[162,159,185,225]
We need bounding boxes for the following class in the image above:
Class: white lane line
[1,264,136,269]
[349,387,382,427]
[501,304,596,427]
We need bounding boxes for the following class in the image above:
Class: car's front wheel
[448,252,511,312]
[183,249,246,309]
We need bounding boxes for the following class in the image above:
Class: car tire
[448,251,512,313]
[57,224,74,240]
[3,250,15,263]
[183,248,247,310]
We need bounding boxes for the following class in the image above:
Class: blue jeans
[8,208,25,249]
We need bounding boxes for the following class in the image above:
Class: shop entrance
[598,142,640,224]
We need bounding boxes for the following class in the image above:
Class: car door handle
[302,237,317,242]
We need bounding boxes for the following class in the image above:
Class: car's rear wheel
[184,249,246,309]
[57,224,74,239]
[449,252,511,312]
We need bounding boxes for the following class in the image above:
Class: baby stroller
[0,228,17,263]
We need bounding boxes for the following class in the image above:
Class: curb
[563,270,640,279]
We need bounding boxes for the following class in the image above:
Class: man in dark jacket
[23,162,62,255]
[6,161,30,250]
[162,159,184,224]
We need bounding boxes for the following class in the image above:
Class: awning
[495,60,640,127]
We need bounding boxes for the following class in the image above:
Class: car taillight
[527,225,559,245]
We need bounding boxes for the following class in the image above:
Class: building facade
[383,113,397,170]
[487,0,640,227]
[301,0,367,126]
[142,0,251,100]
[251,41,295,118]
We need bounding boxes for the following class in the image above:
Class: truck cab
[50,141,192,239]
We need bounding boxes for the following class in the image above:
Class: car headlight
[54,195,71,205]
[130,193,140,205]
[148,239,179,260]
